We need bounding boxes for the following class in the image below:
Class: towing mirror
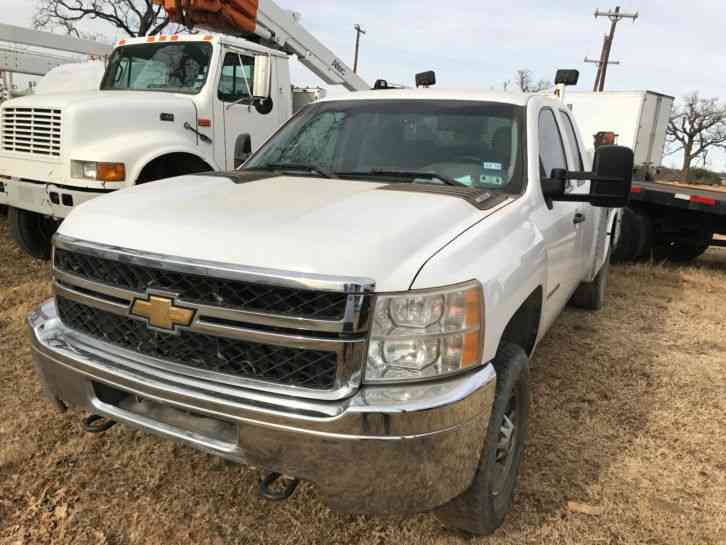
[590,145,634,207]
[253,55,272,98]
[542,145,634,208]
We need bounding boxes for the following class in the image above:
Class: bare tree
[666,93,726,183]
[33,0,173,37]
[514,69,551,92]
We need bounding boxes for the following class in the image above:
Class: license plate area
[91,382,240,458]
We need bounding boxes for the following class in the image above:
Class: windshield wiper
[251,163,338,179]
[339,169,465,186]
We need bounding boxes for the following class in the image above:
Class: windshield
[245,100,525,192]
[101,42,213,94]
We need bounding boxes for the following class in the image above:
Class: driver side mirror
[253,55,272,99]
[542,145,634,208]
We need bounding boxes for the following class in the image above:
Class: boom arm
[154,0,369,91]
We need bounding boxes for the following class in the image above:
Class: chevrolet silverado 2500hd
[28,80,634,535]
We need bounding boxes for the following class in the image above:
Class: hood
[59,175,495,291]
[3,90,194,112]
[3,91,198,163]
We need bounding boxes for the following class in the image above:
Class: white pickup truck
[28,74,633,535]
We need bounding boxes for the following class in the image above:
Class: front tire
[8,206,59,260]
[435,344,530,535]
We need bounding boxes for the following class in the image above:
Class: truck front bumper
[0,177,109,218]
[28,299,497,515]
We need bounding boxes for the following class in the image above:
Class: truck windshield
[101,42,213,94]
[246,100,526,193]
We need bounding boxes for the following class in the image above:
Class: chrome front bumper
[28,298,497,514]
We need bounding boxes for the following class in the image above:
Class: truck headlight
[71,161,126,182]
[365,281,484,383]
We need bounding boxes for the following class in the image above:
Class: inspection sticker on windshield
[483,162,503,171]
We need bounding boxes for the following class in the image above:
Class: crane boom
[154,0,369,91]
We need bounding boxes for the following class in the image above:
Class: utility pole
[590,6,638,91]
[353,24,366,74]
[585,52,621,92]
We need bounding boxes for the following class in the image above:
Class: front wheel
[8,206,59,260]
[435,344,530,535]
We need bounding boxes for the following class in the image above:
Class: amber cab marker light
[97,163,126,182]
[198,118,212,128]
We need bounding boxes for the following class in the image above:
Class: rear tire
[654,239,711,263]
[435,344,529,535]
[612,206,651,262]
[8,206,59,260]
[570,255,610,311]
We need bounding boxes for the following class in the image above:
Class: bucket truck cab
[1,30,362,259]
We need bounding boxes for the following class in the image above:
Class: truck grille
[1,107,62,157]
[54,248,348,321]
[52,241,373,397]
[57,297,339,390]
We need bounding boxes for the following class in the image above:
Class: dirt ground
[1,212,725,545]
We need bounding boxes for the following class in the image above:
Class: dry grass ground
[1,211,725,545]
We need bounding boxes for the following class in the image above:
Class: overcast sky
[5,0,726,167]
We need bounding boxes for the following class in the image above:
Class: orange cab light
[147,36,156,43]
[97,163,126,182]
[198,118,212,128]
[170,35,179,41]
[117,39,126,46]
[159,35,167,41]
[203,35,214,41]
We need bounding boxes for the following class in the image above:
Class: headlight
[71,161,125,182]
[365,281,484,383]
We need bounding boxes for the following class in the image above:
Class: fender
[412,198,548,365]
[131,145,221,184]
[70,131,220,186]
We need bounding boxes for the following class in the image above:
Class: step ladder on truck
[0,0,369,259]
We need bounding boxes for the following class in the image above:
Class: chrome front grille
[51,236,374,400]
[1,107,62,157]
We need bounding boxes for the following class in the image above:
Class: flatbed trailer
[616,180,726,262]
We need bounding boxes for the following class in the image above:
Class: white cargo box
[565,91,674,168]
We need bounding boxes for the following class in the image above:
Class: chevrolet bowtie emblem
[130,295,195,331]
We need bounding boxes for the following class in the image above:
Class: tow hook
[82,414,117,433]
[259,472,300,501]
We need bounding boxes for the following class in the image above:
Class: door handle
[573,212,586,225]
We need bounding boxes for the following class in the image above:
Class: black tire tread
[8,206,55,260]
[435,343,530,535]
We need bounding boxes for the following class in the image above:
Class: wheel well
[136,153,213,184]
[499,287,542,356]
